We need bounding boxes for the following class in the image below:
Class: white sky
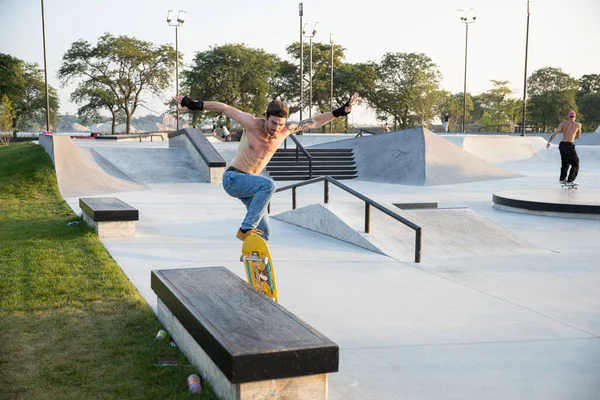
[0,0,599,124]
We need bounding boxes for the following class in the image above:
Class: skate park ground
[53,131,599,400]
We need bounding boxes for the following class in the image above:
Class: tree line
[1,34,599,138]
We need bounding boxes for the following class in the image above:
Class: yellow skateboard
[240,234,278,302]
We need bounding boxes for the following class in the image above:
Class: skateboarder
[173,93,359,241]
[546,110,582,184]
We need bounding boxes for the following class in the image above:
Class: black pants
[558,141,579,182]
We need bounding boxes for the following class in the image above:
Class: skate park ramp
[309,128,517,185]
[273,202,546,261]
[39,134,147,198]
[576,132,600,145]
[89,147,206,184]
[441,135,548,163]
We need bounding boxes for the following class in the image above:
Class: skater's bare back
[555,120,582,143]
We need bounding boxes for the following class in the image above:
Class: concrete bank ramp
[309,128,517,185]
[42,135,147,198]
[442,135,548,163]
[576,132,600,145]
[91,147,205,184]
[273,202,546,261]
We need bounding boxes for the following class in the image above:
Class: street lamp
[330,33,334,133]
[303,21,318,128]
[40,0,50,132]
[521,1,531,137]
[299,3,304,122]
[167,9,186,131]
[458,8,476,133]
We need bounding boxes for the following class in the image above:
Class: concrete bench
[151,267,338,400]
[79,197,138,238]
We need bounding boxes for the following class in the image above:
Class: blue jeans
[222,170,276,241]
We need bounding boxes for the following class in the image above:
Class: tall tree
[182,43,280,127]
[59,34,176,134]
[440,92,474,132]
[577,93,600,131]
[279,41,375,132]
[0,54,60,135]
[70,83,123,133]
[0,94,14,145]
[577,74,600,99]
[365,52,442,130]
[527,67,578,132]
[476,80,522,131]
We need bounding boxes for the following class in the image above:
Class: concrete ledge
[169,128,226,183]
[151,267,338,400]
[79,197,139,238]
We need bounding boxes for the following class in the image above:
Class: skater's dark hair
[266,101,288,119]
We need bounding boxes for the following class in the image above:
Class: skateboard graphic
[561,182,579,190]
[240,234,278,302]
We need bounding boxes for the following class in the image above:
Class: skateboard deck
[561,182,579,189]
[240,234,278,302]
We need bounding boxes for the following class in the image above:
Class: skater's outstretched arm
[287,93,359,134]
[173,95,257,128]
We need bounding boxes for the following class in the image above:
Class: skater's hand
[172,95,204,111]
[172,96,188,112]
[546,142,550,149]
[332,92,360,117]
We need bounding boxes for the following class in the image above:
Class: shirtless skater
[546,110,582,185]
[174,93,359,241]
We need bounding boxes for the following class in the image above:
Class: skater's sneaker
[559,180,567,184]
[236,228,264,241]
[566,181,578,186]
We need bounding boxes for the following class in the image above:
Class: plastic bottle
[186,374,202,394]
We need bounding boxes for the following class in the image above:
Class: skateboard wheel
[240,255,245,262]
[261,257,268,263]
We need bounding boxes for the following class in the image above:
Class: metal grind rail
[269,175,422,263]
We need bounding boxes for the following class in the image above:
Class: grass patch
[0,142,218,399]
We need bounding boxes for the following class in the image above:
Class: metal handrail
[355,129,377,138]
[282,134,314,178]
[270,175,422,263]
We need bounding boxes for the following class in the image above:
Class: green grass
[0,143,219,399]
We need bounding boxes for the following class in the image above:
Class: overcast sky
[1,0,598,124]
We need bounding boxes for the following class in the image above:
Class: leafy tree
[182,43,280,127]
[331,62,377,132]
[440,92,473,132]
[59,33,177,134]
[279,41,376,132]
[0,94,14,145]
[0,54,60,135]
[527,67,578,132]
[476,80,522,131]
[577,93,600,131]
[365,52,442,130]
[577,74,600,99]
[70,83,123,133]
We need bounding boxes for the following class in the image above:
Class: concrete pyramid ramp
[309,128,517,185]
[40,135,147,198]
[273,202,546,261]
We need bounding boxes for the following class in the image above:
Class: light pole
[329,33,334,133]
[167,9,186,131]
[303,22,318,127]
[458,8,476,133]
[40,0,50,133]
[521,1,531,137]
[299,3,304,122]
